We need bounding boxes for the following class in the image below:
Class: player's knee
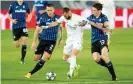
[93,57,99,62]
[42,52,51,61]
[15,44,20,48]
[63,55,69,61]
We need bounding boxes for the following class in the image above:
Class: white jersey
[98,0,115,8]
[57,13,86,40]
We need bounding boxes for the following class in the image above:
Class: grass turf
[1,28,133,84]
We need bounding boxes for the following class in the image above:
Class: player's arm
[41,16,64,29]
[31,5,36,16]
[7,4,18,24]
[7,13,18,24]
[31,27,41,50]
[26,4,32,22]
[58,24,63,46]
[88,21,111,33]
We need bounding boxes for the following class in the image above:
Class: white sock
[66,57,71,64]
[69,55,77,76]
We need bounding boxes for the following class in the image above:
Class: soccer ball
[46,72,56,81]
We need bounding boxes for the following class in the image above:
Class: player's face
[92,7,101,16]
[46,7,55,17]
[63,11,72,20]
[17,0,23,5]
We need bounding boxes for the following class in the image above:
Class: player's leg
[63,41,73,64]
[12,29,21,48]
[20,28,28,64]
[29,52,51,76]
[68,40,82,78]
[25,41,56,78]
[92,41,107,67]
[101,46,117,81]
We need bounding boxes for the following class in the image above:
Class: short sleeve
[103,15,108,22]
[8,4,13,14]
[87,16,91,21]
[38,17,44,27]
[57,16,65,23]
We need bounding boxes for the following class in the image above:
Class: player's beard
[66,16,71,20]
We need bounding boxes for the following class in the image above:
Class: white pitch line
[31,81,133,84]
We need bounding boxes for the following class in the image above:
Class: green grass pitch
[1,28,133,84]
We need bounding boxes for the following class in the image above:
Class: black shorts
[12,28,28,41]
[91,40,109,55]
[35,40,56,55]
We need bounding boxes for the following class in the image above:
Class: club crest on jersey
[99,19,101,22]
[23,6,25,8]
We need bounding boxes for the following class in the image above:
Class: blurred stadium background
[1,0,133,29]
[1,0,133,84]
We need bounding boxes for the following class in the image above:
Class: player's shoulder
[10,1,17,6]
[101,13,108,18]
[54,14,61,18]
[87,14,94,20]
[23,2,29,6]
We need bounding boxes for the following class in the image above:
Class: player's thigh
[43,41,56,56]
[21,28,28,45]
[101,46,110,63]
[35,41,45,57]
[63,41,73,55]
[72,40,83,56]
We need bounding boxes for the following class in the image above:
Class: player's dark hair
[63,7,70,13]
[46,3,54,7]
[93,3,103,10]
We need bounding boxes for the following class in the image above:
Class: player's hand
[31,42,36,51]
[12,19,18,24]
[97,23,103,27]
[102,28,112,33]
[39,10,45,14]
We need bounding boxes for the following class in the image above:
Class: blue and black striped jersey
[38,13,60,41]
[87,13,108,43]
[8,1,30,29]
[34,0,48,22]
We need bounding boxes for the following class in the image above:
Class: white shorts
[63,39,83,55]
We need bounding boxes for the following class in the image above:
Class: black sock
[106,61,116,78]
[21,45,27,60]
[30,59,46,75]
[97,58,107,67]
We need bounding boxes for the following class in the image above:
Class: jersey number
[23,29,28,33]
[49,45,54,51]
[100,40,105,45]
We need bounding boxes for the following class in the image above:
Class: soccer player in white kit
[96,0,115,45]
[41,7,111,79]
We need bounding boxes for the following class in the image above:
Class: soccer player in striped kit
[87,3,117,81]
[7,0,32,64]
[25,4,62,78]
[32,0,48,26]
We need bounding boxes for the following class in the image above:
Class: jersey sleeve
[8,4,13,14]
[103,15,109,22]
[26,3,30,14]
[57,16,64,23]
[38,17,45,27]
